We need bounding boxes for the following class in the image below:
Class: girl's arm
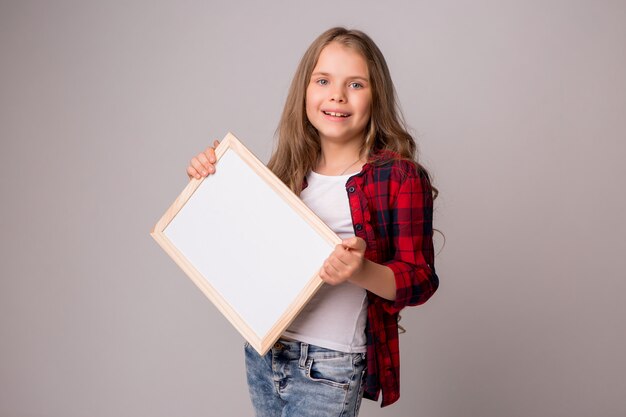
[379,167,438,312]
[352,257,396,301]
[320,164,438,307]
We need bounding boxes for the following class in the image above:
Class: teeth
[324,111,349,117]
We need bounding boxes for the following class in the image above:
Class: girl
[187,27,439,416]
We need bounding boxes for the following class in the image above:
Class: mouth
[322,110,350,118]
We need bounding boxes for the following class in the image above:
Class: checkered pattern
[340,153,438,407]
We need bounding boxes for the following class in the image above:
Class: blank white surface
[163,148,333,339]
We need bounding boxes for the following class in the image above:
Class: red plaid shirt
[343,152,438,406]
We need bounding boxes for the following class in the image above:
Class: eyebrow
[311,72,370,82]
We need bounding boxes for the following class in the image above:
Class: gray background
[1,1,625,416]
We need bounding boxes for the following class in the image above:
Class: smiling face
[305,42,372,149]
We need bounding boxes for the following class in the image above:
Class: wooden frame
[151,132,340,355]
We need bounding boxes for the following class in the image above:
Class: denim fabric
[244,340,367,417]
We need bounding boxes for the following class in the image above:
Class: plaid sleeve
[381,166,439,314]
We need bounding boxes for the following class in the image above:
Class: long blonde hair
[268,27,427,195]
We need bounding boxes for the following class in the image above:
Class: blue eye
[316,79,328,86]
[349,82,363,89]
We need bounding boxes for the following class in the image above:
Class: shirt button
[355,224,363,231]
[348,186,356,193]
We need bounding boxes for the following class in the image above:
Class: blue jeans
[244,339,367,417]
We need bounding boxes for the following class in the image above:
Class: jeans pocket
[304,354,352,389]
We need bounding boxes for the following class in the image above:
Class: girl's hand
[319,237,367,286]
[186,140,220,180]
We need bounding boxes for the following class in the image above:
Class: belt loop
[299,343,308,367]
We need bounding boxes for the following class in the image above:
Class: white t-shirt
[283,170,368,353]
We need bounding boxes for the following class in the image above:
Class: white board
[151,132,340,354]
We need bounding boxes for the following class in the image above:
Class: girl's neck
[316,139,366,176]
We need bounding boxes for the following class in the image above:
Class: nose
[330,86,346,103]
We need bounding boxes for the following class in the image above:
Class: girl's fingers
[333,245,351,265]
[204,149,216,164]
[319,267,328,282]
[321,242,365,285]
[197,153,215,174]
[320,262,339,285]
[186,140,220,180]
[326,257,342,274]
[205,142,219,163]
[191,157,210,177]
[342,237,366,254]
[187,165,201,180]
[335,244,364,268]
[327,261,345,282]
[321,255,352,285]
